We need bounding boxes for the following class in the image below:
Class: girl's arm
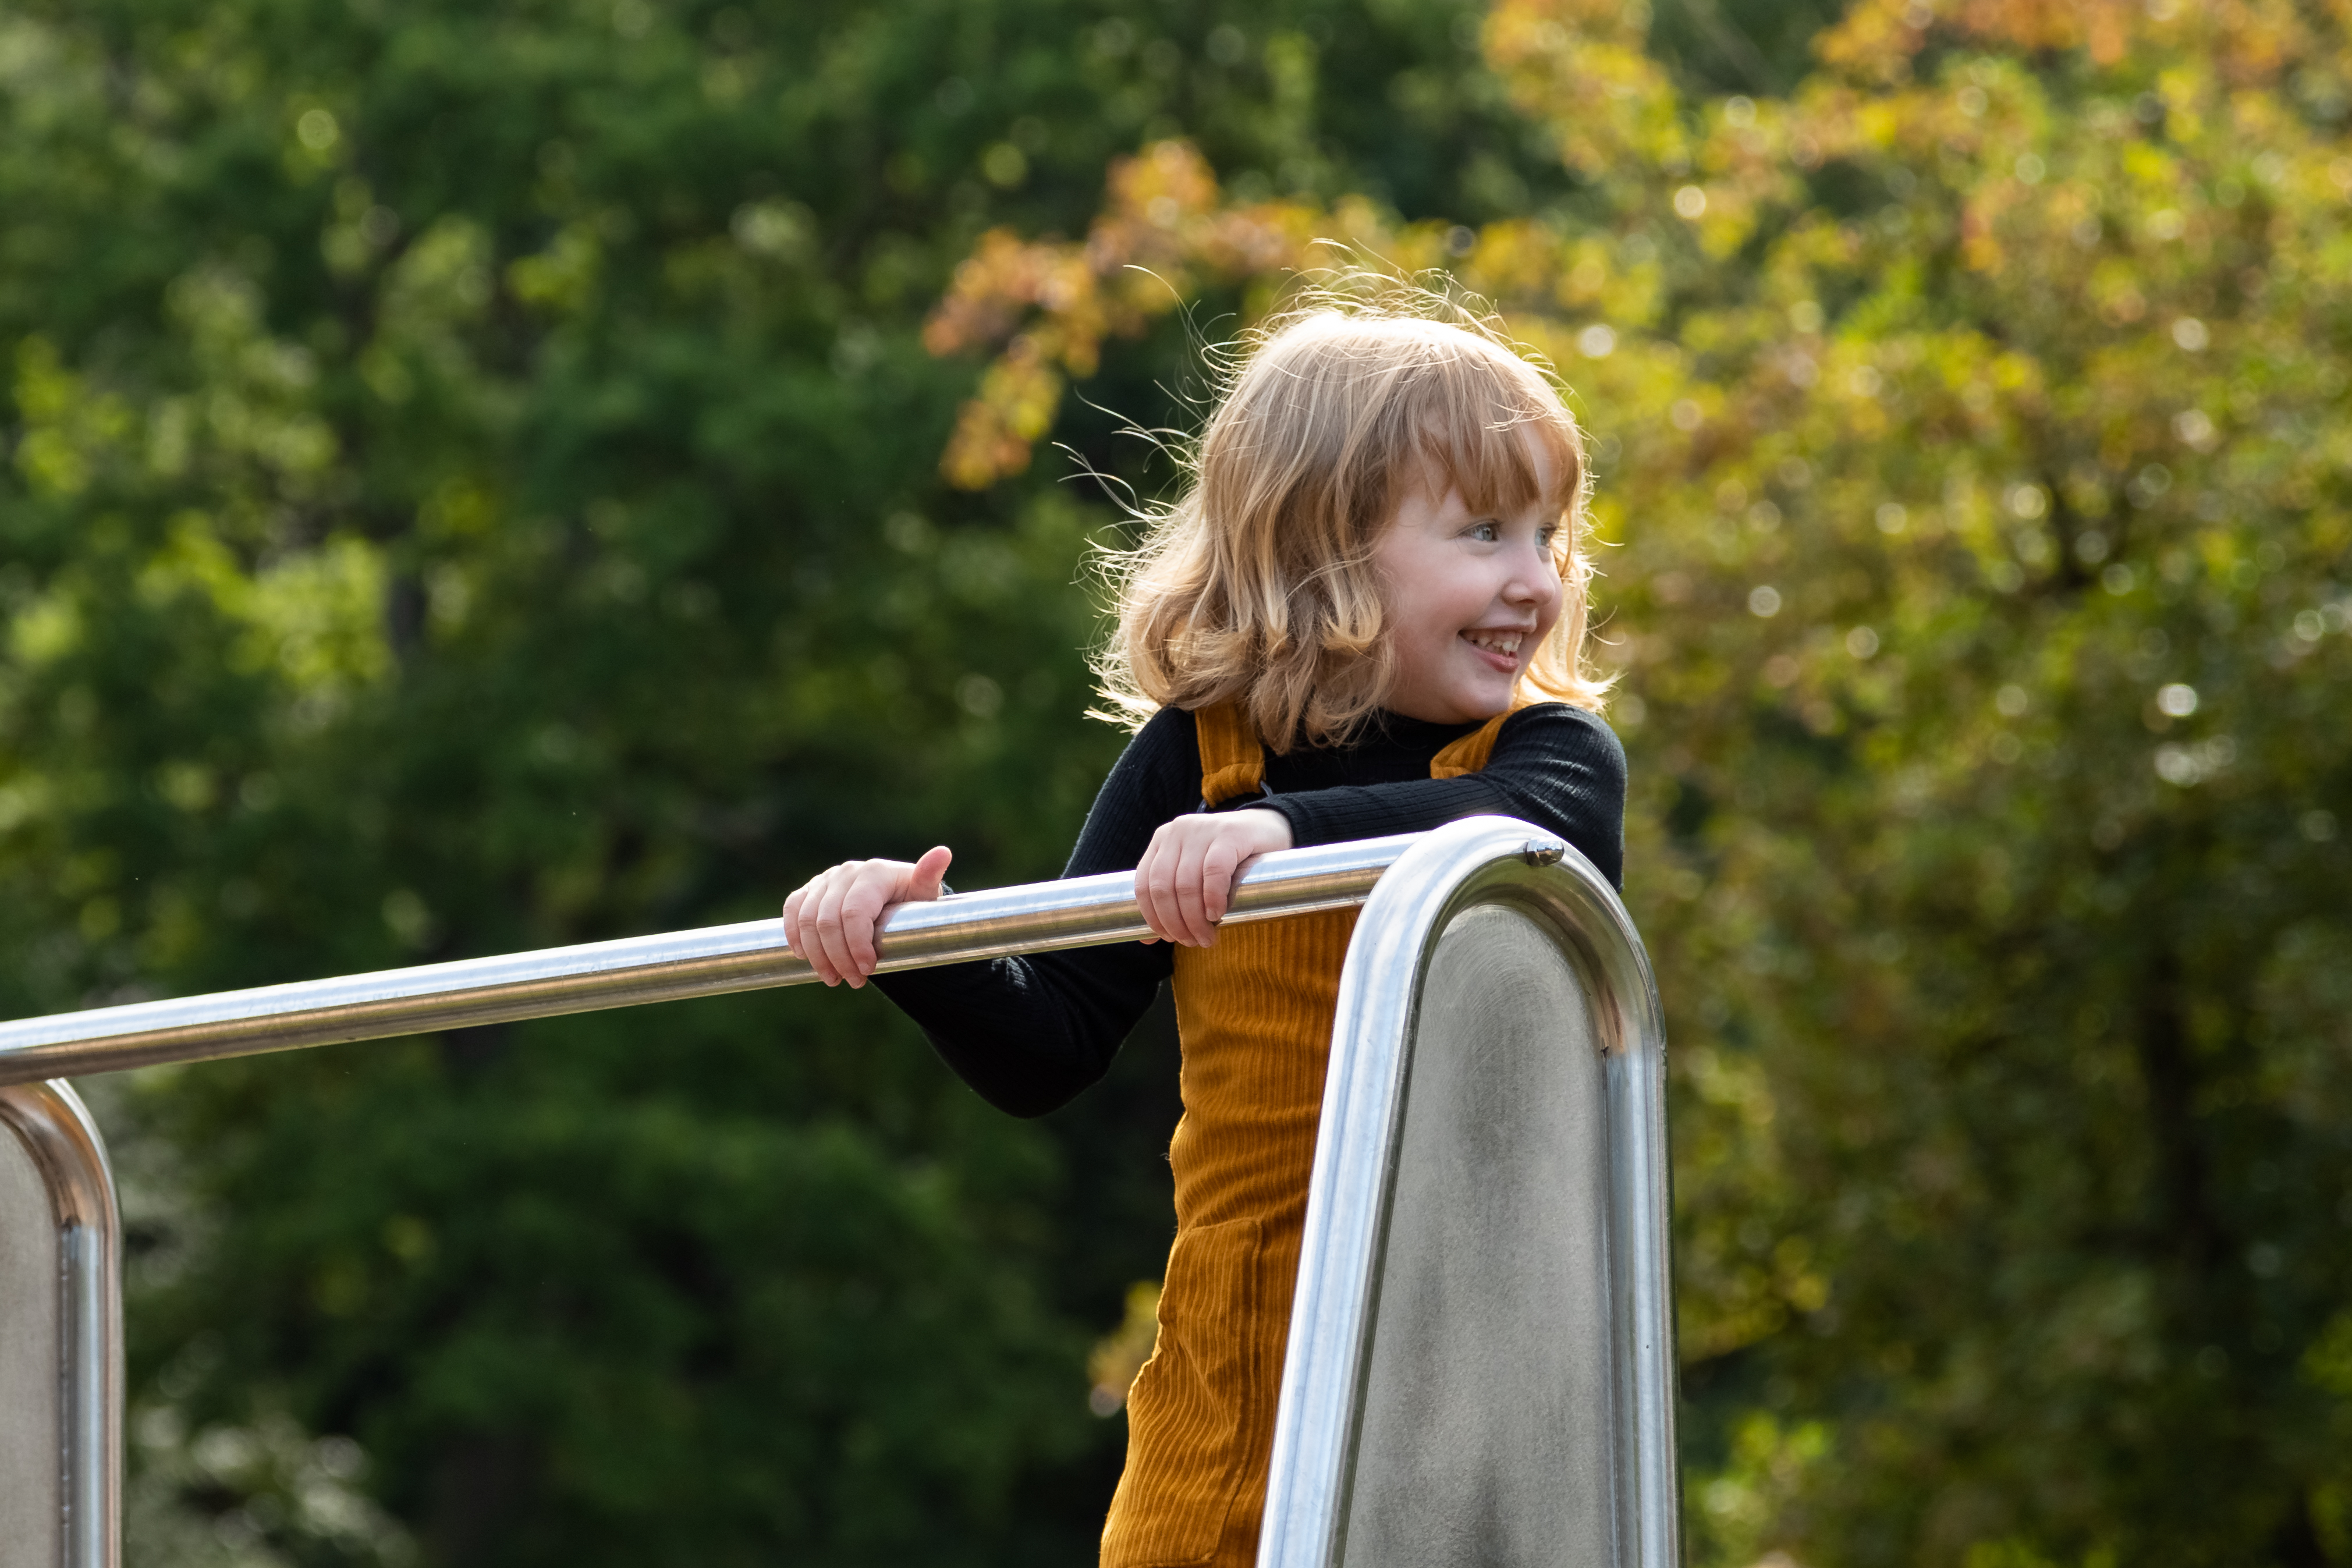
[867,942,1172,1116]
[863,706,1204,1117]
[1261,704,1629,887]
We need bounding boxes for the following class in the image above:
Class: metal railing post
[1260,816,1680,1568]
[0,1080,122,1568]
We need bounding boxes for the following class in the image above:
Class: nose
[1502,538,1562,612]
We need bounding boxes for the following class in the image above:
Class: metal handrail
[0,834,1419,1087]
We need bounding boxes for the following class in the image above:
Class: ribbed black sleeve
[1257,704,1626,883]
[871,702,1626,1117]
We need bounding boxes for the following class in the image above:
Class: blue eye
[1469,521,1500,542]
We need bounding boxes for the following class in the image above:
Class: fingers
[909,845,953,902]
[1135,817,1276,949]
[1201,836,1239,929]
[1170,829,1216,948]
[785,874,847,986]
[786,869,829,984]
[1143,823,1207,946]
[1137,825,1180,946]
[835,863,904,987]
[796,863,880,987]
[838,879,884,986]
[790,855,949,987]
[808,863,862,987]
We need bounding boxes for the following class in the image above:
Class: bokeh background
[3,0,2350,1561]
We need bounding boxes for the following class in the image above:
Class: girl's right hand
[783,846,953,988]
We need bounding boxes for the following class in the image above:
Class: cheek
[1401,590,1469,651]
[1383,572,1442,644]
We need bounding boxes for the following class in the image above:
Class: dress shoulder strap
[1198,693,1535,800]
[1429,694,1542,779]
[1193,702,1267,808]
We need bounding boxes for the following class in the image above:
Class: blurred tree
[930,0,2352,1563]
[0,0,1616,1562]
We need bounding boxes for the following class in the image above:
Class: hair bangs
[1411,368,1583,531]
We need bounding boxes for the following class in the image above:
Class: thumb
[909,845,953,900]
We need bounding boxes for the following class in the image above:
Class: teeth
[1463,630,1522,655]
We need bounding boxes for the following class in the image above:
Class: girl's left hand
[783,846,953,988]
[1134,808,1293,948]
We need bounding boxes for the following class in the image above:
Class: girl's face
[1372,457,1565,725]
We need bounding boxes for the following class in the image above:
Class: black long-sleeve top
[873,702,1626,1118]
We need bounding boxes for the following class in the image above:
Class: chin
[1442,689,1514,722]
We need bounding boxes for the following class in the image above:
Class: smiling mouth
[1460,628,1527,664]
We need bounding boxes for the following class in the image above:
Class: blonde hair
[1094,288,1606,750]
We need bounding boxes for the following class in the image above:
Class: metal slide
[1260,818,1677,1567]
[0,817,1674,1568]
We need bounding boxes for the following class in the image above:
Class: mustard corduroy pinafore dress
[1100,700,1516,1568]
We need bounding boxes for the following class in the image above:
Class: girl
[783,295,1624,1567]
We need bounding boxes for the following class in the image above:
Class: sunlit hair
[1094,283,1606,750]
